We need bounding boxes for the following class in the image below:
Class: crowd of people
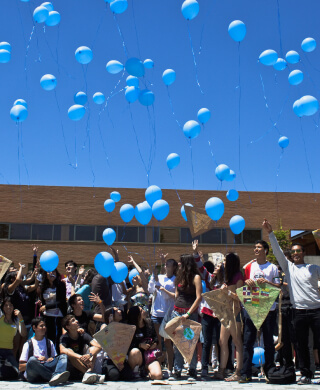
[0,218,319,386]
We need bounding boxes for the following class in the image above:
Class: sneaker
[238,375,252,383]
[297,376,312,385]
[188,368,197,382]
[169,371,181,381]
[196,361,202,370]
[82,372,98,384]
[201,368,208,378]
[95,374,105,384]
[49,371,70,386]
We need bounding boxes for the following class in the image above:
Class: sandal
[225,372,241,382]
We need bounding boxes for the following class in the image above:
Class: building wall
[0,185,319,273]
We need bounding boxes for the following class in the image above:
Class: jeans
[278,306,296,368]
[241,309,276,378]
[26,354,68,383]
[294,307,320,379]
[171,310,199,373]
[201,314,220,370]
[0,349,19,380]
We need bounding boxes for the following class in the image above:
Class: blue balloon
[145,185,162,206]
[106,60,124,74]
[301,37,316,53]
[228,20,246,42]
[183,120,201,139]
[126,75,139,87]
[46,11,61,26]
[259,50,278,66]
[197,108,211,124]
[104,199,116,213]
[288,70,303,86]
[273,58,287,71]
[0,42,11,52]
[103,228,116,245]
[152,199,170,221]
[40,250,59,272]
[14,99,27,108]
[215,164,230,181]
[94,252,114,278]
[74,91,88,105]
[110,0,128,14]
[33,6,49,23]
[144,59,154,69]
[10,105,28,122]
[229,215,245,235]
[129,268,139,285]
[0,49,11,63]
[139,89,155,106]
[75,46,93,65]
[41,2,54,11]
[125,58,145,77]
[110,191,121,202]
[300,95,319,116]
[225,169,236,182]
[286,50,300,64]
[181,0,199,20]
[162,69,176,86]
[166,153,180,170]
[40,74,57,91]
[252,347,265,366]
[111,262,128,283]
[202,280,206,294]
[278,136,289,149]
[120,204,135,223]
[125,86,140,103]
[205,197,224,221]
[226,189,239,202]
[181,203,193,221]
[135,201,152,225]
[93,92,105,104]
[293,99,303,117]
[68,105,85,121]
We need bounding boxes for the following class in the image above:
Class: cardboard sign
[0,255,12,282]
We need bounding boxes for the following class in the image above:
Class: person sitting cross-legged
[19,317,70,386]
[59,314,104,384]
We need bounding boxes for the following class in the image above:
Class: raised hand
[192,240,198,253]
[262,219,273,234]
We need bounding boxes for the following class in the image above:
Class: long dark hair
[1,297,17,322]
[83,269,97,285]
[41,269,62,294]
[224,253,240,285]
[175,254,200,289]
[127,306,143,328]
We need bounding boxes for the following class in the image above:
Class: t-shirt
[43,287,63,317]
[62,277,73,300]
[72,311,94,333]
[0,316,19,349]
[228,271,244,286]
[148,275,176,317]
[60,332,93,354]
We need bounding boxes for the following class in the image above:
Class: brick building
[0,185,319,273]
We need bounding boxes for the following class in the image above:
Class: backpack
[267,366,296,384]
[27,338,53,360]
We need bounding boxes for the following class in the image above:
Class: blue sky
[1,0,320,196]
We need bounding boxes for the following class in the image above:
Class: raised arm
[192,241,216,289]
[128,255,148,292]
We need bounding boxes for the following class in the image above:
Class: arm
[73,265,85,293]
[109,247,120,263]
[127,256,149,293]
[15,310,27,337]
[90,293,106,321]
[159,286,175,298]
[182,275,202,319]
[60,343,82,359]
[192,241,216,289]
[7,264,24,294]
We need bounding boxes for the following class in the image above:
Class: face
[113,307,123,322]
[65,262,76,276]
[254,243,266,257]
[132,275,141,286]
[3,301,13,315]
[291,245,304,264]
[8,266,17,273]
[67,317,79,332]
[34,321,47,337]
[165,262,175,277]
[47,270,57,282]
[73,296,84,311]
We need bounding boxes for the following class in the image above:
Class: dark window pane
[69,226,74,241]
[10,224,31,240]
[181,228,193,243]
[0,224,9,239]
[118,226,138,242]
[243,230,261,244]
[139,227,159,243]
[96,226,117,242]
[201,229,222,244]
[53,225,61,241]
[75,225,95,241]
[32,225,53,240]
[160,228,180,243]
[60,226,70,241]
[222,228,242,245]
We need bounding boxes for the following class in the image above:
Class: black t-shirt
[72,311,94,333]
[60,332,93,354]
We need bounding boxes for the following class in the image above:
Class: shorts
[151,315,164,325]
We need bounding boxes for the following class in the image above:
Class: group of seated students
[0,218,319,385]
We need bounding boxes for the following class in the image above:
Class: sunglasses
[291,249,302,254]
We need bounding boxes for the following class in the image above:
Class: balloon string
[187,22,204,94]
[131,0,142,59]
[168,170,183,206]
[302,52,320,74]
[82,65,89,94]
[19,123,30,188]
[198,23,205,55]
[275,148,284,219]
[24,24,35,95]
[97,107,110,168]
[146,106,156,184]
[113,13,129,59]
[87,125,96,192]
[54,90,76,169]
[91,9,106,51]
[74,123,78,169]
[17,123,23,209]
[208,140,218,167]
[299,119,316,200]
[189,139,196,208]
[276,0,283,57]
[300,60,320,95]
[166,86,182,129]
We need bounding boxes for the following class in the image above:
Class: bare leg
[164,338,173,372]
[128,348,143,370]
[153,323,164,363]
[147,360,163,380]
[68,355,89,374]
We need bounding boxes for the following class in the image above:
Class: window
[139,227,159,243]
[118,226,138,242]
[10,224,31,240]
[222,228,242,245]
[0,224,9,239]
[160,228,180,243]
[243,229,261,244]
[32,224,53,240]
[96,226,107,242]
[75,225,95,241]
[201,229,222,244]
[181,228,193,243]
[53,225,61,240]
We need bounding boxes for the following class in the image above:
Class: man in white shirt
[19,317,69,386]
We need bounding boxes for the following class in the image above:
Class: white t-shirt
[43,287,63,317]
[20,337,57,378]
[148,275,176,317]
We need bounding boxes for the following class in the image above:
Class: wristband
[19,319,24,323]
[186,311,191,317]
[98,300,102,305]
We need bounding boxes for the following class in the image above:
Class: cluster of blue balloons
[0,42,11,64]
[104,192,121,214]
[68,91,90,121]
[215,164,236,182]
[293,95,319,117]
[40,250,59,272]
[182,108,211,140]
[10,99,28,123]
[33,2,61,26]
[94,251,128,283]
